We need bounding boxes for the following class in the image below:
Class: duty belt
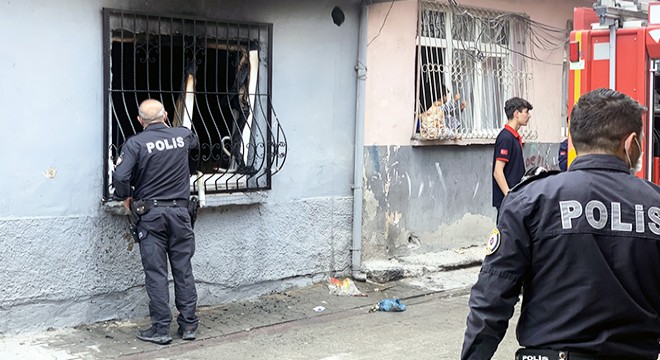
[145,199,189,208]
[515,348,634,360]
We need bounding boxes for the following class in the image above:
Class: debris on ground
[369,298,407,313]
[313,306,326,312]
[373,285,395,293]
[327,277,366,297]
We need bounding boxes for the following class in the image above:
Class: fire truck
[568,0,660,182]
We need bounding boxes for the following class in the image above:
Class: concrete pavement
[1,267,511,360]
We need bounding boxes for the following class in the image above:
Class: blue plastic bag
[376,298,406,312]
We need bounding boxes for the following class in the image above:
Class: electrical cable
[367,0,396,47]
[438,0,568,65]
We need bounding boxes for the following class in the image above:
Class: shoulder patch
[486,228,500,256]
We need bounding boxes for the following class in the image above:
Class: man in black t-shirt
[492,97,533,221]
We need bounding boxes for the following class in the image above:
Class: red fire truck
[568,0,660,182]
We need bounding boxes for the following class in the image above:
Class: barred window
[102,9,287,201]
[414,2,533,141]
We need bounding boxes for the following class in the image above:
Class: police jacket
[112,123,199,201]
[461,154,660,360]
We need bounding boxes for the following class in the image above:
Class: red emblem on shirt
[500,149,508,155]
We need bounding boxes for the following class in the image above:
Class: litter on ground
[327,277,366,297]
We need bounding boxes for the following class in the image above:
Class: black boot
[177,326,196,340]
[136,326,172,345]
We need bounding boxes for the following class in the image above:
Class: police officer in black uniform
[113,99,199,345]
[461,88,660,360]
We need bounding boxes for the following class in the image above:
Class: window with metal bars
[414,2,533,141]
[102,9,287,201]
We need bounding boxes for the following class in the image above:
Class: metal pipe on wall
[351,0,369,281]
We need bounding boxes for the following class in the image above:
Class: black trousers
[137,206,198,331]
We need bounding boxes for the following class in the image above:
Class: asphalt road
[125,291,520,360]
[0,268,524,360]
[2,270,656,360]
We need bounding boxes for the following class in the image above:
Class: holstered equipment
[188,196,200,229]
[126,198,198,242]
[128,199,150,243]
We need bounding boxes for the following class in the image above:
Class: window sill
[410,137,496,147]
[102,192,268,215]
[201,191,268,207]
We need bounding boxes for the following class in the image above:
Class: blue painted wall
[0,0,360,332]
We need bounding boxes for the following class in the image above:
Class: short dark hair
[504,97,533,119]
[570,88,645,154]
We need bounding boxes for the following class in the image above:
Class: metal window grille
[414,1,534,141]
[102,9,287,201]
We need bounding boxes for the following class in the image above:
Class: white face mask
[626,137,643,175]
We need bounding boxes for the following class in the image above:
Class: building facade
[361,0,592,260]
[0,0,362,332]
[0,0,591,332]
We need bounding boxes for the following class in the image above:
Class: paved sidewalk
[0,268,486,359]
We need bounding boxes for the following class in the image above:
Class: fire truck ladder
[593,0,649,89]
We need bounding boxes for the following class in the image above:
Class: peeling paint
[386,211,402,226]
[434,162,447,194]
[44,168,57,179]
[408,213,494,253]
[384,211,403,244]
[363,187,378,221]
[369,147,380,174]
[363,144,503,260]
[405,172,411,198]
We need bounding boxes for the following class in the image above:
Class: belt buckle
[172,200,177,206]
[517,349,568,360]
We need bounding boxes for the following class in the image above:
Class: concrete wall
[0,0,360,332]
[362,0,582,259]
[362,143,560,259]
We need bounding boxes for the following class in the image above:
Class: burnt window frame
[101,8,287,202]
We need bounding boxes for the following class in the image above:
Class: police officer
[113,99,199,345]
[461,88,660,360]
[558,138,568,171]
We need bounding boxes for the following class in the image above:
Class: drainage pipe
[351,0,369,281]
